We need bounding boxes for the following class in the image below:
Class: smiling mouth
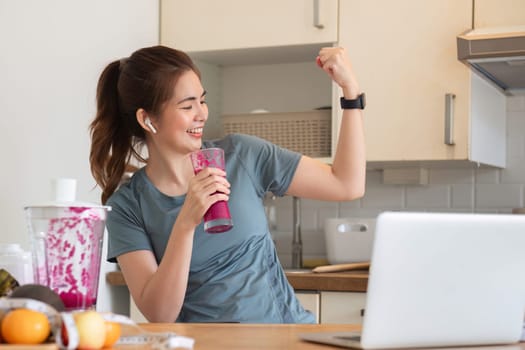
[187,127,203,134]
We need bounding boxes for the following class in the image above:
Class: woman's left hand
[286,46,366,202]
[317,47,360,98]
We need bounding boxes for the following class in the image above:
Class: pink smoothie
[191,148,233,233]
[204,200,233,233]
[60,291,97,309]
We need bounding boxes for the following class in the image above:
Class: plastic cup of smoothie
[190,148,233,233]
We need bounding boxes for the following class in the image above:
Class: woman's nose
[196,103,208,121]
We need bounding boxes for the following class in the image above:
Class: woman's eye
[180,101,205,110]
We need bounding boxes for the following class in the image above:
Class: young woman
[89,45,365,323]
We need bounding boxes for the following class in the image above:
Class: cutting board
[312,261,370,273]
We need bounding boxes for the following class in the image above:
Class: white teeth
[187,128,203,134]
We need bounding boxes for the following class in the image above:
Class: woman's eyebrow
[176,90,207,105]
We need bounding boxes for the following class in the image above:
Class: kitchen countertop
[106,270,368,292]
[284,270,368,292]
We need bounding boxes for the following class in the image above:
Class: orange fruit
[0,308,8,343]
[103,320,121,348]
[1,308,50,344]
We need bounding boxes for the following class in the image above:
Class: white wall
[273,95,525,266]
[0,0,159,313]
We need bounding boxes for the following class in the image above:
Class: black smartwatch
[340,93,366,110]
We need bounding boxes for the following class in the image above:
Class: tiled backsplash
[274,95,525,266]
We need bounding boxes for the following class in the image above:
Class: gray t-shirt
[106,134,315,323]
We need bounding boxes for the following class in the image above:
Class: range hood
[457,25,525,95]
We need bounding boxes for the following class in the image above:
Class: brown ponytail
[89,46,200,204]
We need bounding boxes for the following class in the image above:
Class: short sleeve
[105,186,153,263]
[221,134,302,197]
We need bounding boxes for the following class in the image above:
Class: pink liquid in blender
[41,207,104,310]
[191,148,233,233]
[60,291,97,309]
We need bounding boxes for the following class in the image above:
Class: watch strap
[340,93,366,110]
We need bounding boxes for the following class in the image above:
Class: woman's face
[156,70,208,155]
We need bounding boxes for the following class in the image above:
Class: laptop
[301,211,525,349]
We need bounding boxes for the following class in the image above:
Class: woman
[89,45,365,323]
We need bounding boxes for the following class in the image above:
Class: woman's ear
[136,109,157,134]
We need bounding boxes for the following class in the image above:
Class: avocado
[10,284,66,312]
[0,268,19,297]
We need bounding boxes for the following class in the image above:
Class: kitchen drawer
[296,291,320,324]
[320,291,366,324]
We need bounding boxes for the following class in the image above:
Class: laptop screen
[360,211,525,349]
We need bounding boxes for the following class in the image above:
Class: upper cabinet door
[160,0,338,52]
[474,0,525,28]
[338,0,483,164]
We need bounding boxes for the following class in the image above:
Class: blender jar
[25,179,111,310]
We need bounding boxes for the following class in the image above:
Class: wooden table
[135,323,360,349]
[0,324,358,349]
[1,323,523,350]
[125,323,525,350]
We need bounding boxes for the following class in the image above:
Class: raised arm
[286,47,366,201]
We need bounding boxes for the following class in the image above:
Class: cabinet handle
[313,0,325,29]
[444,93,456,145]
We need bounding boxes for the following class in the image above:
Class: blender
[25,178,111,310]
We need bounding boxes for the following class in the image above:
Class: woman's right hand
[179,167,231,229]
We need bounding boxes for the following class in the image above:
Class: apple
[60,322,69,347]
[73,310,106,349]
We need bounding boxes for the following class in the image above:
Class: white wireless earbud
[145,118,157,134]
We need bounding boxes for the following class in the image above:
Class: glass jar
[0,243,33,285]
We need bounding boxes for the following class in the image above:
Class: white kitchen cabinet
[159,1,336,147]
[320,292,366,324]
[130,296,148,323]
[161,0,507,168]
[337,0,506,167]
[129,290,320,324]
[296,290,365,324]
[474,0,525,28]
[129,289,365,324]
[161,0,338,54]
[296,291,320,323]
